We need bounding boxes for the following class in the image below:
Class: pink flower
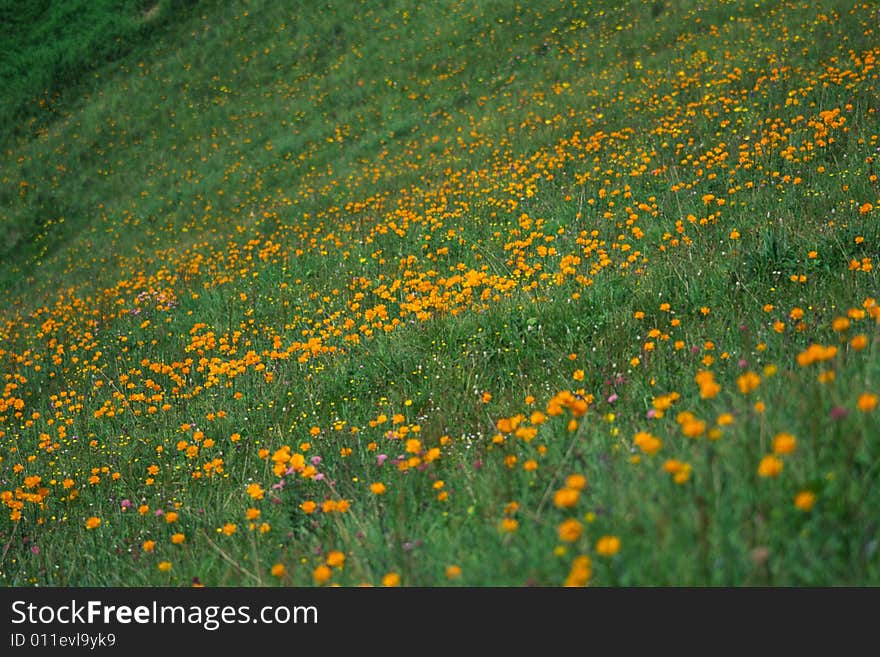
[607,393,618,403]
[377,454,388,466]
[310,456,322,466]
[830,406,849,420]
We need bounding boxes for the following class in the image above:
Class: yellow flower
[382,572,401,587]
[558,519,583,543]
[171,533,185,545]
[157,561,172,572]
[85,516,101,530]
[595,535,621,556]
[757,455,783,477]
[246,483,265,500]
[772,432,797,455]
[271,563,286,578]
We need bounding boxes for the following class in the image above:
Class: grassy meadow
[1,0,878,586]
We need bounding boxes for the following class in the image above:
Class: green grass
[0,0,878,586]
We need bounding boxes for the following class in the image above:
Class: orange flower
[716,413,734,426]
[757,455,783,477]
[313,565,332,584]
[558,519,583,543]
[326,551,346,568]
[794,491,816,512]
[382,572,401,587]
[85,516,101,530]
[565,474,587,491]
[736,371,760,394]
[772,432,797,455]
[857,392,877,412]
[499,518,519,533]
[565,555,592,587]
[633,431,662,455]
[271,563,286,578]
[246,483,265,500]
[595,535,621,556]
[850,334,868,350]
[370,482,387,495]
[553,488,580,508]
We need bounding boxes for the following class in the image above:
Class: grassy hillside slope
[1,0,878,586]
